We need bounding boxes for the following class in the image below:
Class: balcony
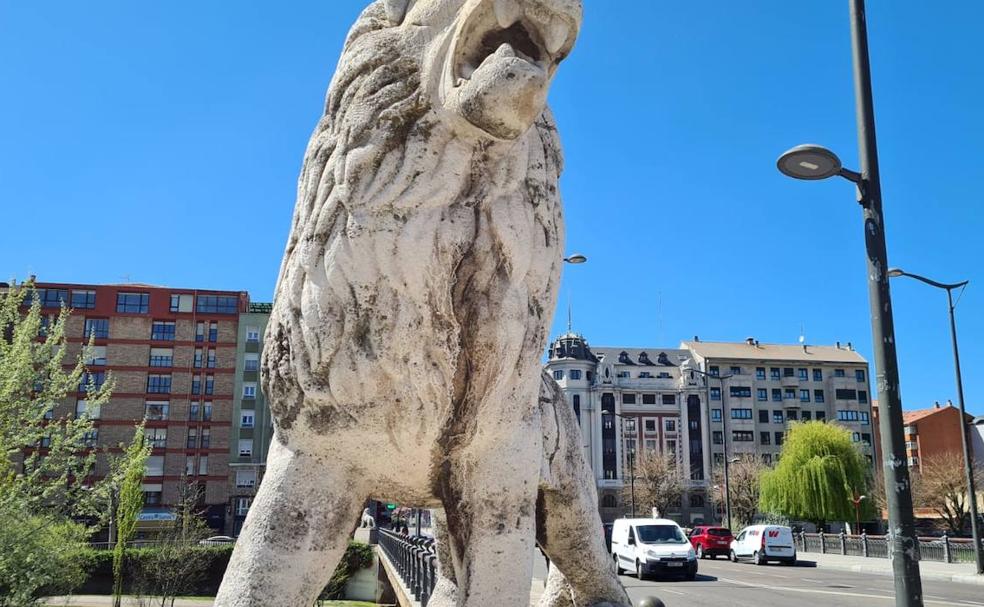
[780,376,800,388]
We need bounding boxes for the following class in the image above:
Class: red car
[689,526,733,559]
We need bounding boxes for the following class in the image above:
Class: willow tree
[112,425,150,607]
[759,421,872,529]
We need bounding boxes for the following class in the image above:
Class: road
[531,553,984,607]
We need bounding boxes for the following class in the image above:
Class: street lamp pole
[888,269,982,574]
[776,2,924,602]
[691,369,734,529]
[605,410,637,517]
[852,494,867,535]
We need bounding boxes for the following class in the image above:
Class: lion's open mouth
[453,0,577,86]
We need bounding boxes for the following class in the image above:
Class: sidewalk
[803,551,984,586]
[45,597,211,607]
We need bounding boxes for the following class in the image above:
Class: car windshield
[636,524,687,544]
[707,528,731,536]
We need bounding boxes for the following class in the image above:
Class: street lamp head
[887,268,906,278]
[777,144,844,180]
[563,254,587,265]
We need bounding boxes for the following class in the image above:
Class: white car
[611,518,697,580]
[729,524,796,565]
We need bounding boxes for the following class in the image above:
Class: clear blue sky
[1,2,981,414]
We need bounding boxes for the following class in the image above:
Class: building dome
[548,332,597,362]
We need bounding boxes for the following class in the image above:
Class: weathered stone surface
[214,1,627,605]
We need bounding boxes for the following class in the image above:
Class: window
[800,389,810,402]
[601,495,617,508]
[773,410,784,424]
[192,376,201,395]
[572,394,581,423]
[758,409,769,423]
[76,399,100,419]
[149,347,173,367]
[241,410,255,428]
[713,453,725,465]
[644,419,657,433]
[788,410,799,421]
[622,393,636,405]
[709,366,720,377]
[553,370,564,380]
[116,292,149,313]
[569,369,582,380]
[243,383,257,399]
[757,388,768,401]
[147,374,171,394]
[84,318,109,339]
[836,389,858,400]
[196,322,205,342]
[145,456,165,476]
[197,295,239,314]
[638,372,652,379]
[170,293,193,313]
[151,321,176,341]
[858,390,869,404]
[644,439,658,452]
[732,430,754,442]
[711,409,722,422]
[852,432,861,442]
[246,326,260,342]
[861,433,872,445]
[245,353,259,372]
[189,402,200,420]
[756,367,766,380]
[661,394,676,405]
[206,349,216,368]
[36,288,68,308]
[814,390,825,403]
[236,469,257,488]
[82,429,98,447]
[712,431,723,445]
[710,387,721,401]
[783,367,794,377]
[147,427,167,448]
[80,371,106,392]
[730,366,741,375]
[203,401,213,421]
[731,408,753,420]
[85,345,107,366]
[236,497,252,516]
[144,401,169,420]
[642,393,656,405]
[71,290,96,309]
[186,456,195,476]
[798,368,808,380]
[770,368,781,380]
[624,418,637,432]
[200,427,210,448]
[204,375,214,395]
[775,432,784,446]
[771,389,782,402]
[835,369,846,378]
[186,427,198,449]
[816,410,826,422]
[860,411,870,425]
[813,369,823,382]
[239,439,253,457]
[802,410,812,421]
[783,388,796,400]
[855,369,866,382]
[730,386,752,398]
[760,431,771,445]
[657,371,671,379]
[838,410,861,422]
[208,322,218,342]
[143,486,163,505]
[665,419,676,432]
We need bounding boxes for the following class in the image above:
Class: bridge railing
[795,531,981,564]
[377,529,438,607]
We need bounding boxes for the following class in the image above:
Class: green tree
[0,280,122,605]
[759,421,871,529]
[112,425,151,607]
[712,455,768,529]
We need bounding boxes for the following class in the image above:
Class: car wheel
[729,549,738,563]
[696,544,704,559]
[614,554,625,575]
[753,551,765,566]
[636,560,647,581]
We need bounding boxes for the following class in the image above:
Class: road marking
[800,577,825,583]
[659,589,686,595]
[716,576,959,606]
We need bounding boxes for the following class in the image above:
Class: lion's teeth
[544,16,570,55]
[456,78,466,87]
[493,0,521,29]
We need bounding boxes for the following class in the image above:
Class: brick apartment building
[872,400,974,473]
[23,281,248,534]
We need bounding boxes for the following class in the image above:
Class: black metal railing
[378,529,438,607]
[795,531,981,564]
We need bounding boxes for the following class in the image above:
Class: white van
[728,524,796,565]
[611,518,697,580]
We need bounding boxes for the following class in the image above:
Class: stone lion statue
[215,1,629,606]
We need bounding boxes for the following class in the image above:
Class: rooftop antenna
[798,324,806,344]
[567,300,573,334]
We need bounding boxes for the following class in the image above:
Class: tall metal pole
[849,0,923,603]
[720,376,732,530]
[629,451,637,517]
[946,287,984,573]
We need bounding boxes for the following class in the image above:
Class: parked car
[199,535,236,546]
[688,525,733,559]
[611,518,697,580]
[729,525,796,565]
